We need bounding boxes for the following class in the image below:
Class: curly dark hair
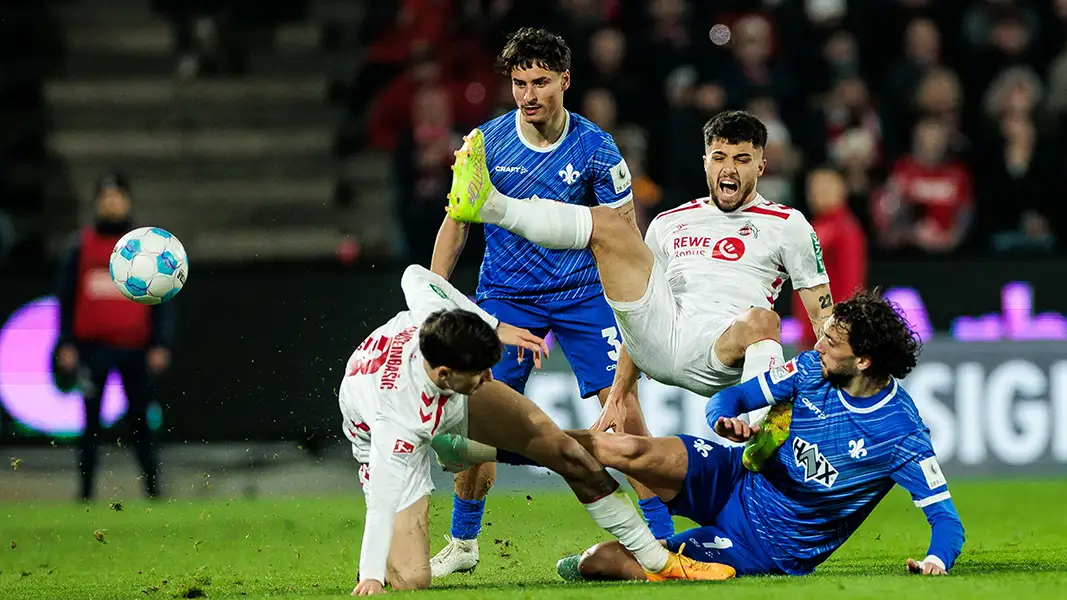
[703,110,768,150]
[496,27,571,75]
[832,289,922,381]
[420,309,502,372]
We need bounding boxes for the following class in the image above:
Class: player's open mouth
[522,106,540,116]
[718,179,740,197]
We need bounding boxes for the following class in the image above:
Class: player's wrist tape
[923,555,946,571]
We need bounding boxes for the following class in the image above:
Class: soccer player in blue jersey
[439,291,964,578]
[428,27,669,576]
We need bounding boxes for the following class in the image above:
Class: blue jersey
[477,110,633,303]
[705,351,965,575]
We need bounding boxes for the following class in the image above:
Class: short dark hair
[496,27,571,75]
[703,110,768,150]
[419,309,502,372]
[832,290,922,381]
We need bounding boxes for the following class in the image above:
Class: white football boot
[430,535,479,577]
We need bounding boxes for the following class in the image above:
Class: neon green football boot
[742,402,793,472]
[446,128,494,224]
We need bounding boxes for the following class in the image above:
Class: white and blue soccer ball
[109,227,189,305]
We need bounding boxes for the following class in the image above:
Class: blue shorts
[664,435,781,576]
[478,294,619,398]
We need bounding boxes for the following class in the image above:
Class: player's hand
[496,323,548,369]
[352,579,386,595]
[57,344,79,373]
[591,385,630,432]
[907,558,947,576]
[146,347,171,374]
[714,417,760,443]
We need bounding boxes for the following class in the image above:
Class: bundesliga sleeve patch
[610,158,632,194]
[920,456,947,489]
[393,439,416,454]
[769,359,798,383]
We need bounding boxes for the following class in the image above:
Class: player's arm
[781,213,834,335]
[796,284,833,339]
[429,216,470,279]
[358,417,424,588]
[706,354,808,441]
[55,235,80,346]
[401,264,547,361]
[590,138,637,230]
[890,433,965,575]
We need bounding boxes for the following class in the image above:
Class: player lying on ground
[434,291,965,579]
[428,27,661,576]
[445,110,836,474]
[340,265,736,595]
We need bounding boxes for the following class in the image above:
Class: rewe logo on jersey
[711,237,746,261]
[792,436,839,487]
[559,163,581,184]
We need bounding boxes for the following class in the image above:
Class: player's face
[704,139,766,212]
[97,188,131,222]
[443,368,493,395]
[814,318,862,386]
[511,66,570,125]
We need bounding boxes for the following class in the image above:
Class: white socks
[741,339,785,426]
[481,189,593,250]
[584,490,669,572]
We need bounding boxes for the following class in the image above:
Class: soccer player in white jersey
[445,110,835,469]
[341,264,736,595]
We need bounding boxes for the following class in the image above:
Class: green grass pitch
[2,480,1065,599]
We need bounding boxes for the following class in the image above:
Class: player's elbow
[401,264,432,291]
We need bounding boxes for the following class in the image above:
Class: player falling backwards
[340,265,736,595]
[435,291,965,579]
[428,27,669,576]
[446,109,835,473]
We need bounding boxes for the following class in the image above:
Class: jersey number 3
[601,327,621,362]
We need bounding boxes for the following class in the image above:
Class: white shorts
[606,259,743,397]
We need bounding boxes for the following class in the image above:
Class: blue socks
[451,495,486,540]
[638,496,675,540]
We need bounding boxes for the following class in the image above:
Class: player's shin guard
[584,490,669,573]
[483,191,593,250]
[450,495,485,540]
[638,496,675,540]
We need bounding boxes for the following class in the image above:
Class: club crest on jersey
[792,436,839,487]
[559,163,581,185]
[738,220,760,238]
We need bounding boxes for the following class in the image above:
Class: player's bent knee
[389,567,431,591]
[737,307,781,342]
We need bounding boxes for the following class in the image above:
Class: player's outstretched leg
[712,307,792,471]
[446,129,654,305]
[430,464,491,577]
[465,381,735,582]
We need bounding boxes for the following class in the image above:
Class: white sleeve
[780,213,831,290]
[401,264,499,329]
[358,417,426,585]
[643,218,669,265]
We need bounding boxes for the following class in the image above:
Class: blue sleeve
[890,433,965,571]
[589,136,633,208]
[704,355,805,427]
[55,235,80,345]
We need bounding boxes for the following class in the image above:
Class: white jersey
[645,193,829,325]
[338,264,499,586]
[605,193,830,396]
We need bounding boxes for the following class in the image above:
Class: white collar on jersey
[837,379,898,414]
[514,109,571,153]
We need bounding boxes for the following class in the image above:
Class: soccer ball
[109,227,189,305]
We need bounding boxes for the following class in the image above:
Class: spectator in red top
[792,167,867,351]
[872,117,973,253]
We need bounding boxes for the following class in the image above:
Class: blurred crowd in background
[1,0,1065,270]
[343,0,1067,262]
